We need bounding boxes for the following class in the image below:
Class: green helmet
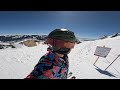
[47,28,76,43]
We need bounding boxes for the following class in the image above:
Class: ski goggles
[47,38,75,48]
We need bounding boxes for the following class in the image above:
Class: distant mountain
[0,35,48,49]
[76,37,96,42]
[0,35,48,42]
[99,33,120,40]
[99,35,108,39]
[110,33,120,38]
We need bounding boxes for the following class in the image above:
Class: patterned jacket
[25,51,69,79]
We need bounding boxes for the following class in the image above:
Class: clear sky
[0,11,120,39]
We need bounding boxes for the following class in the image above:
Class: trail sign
[94,46,111,58]
[93,46,111,66]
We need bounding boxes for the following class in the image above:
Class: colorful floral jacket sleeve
[25,51,69,79]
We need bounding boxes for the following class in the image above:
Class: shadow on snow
[94,66,116,77]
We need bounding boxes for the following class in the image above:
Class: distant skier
[25,28,76,79]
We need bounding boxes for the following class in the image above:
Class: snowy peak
[0,35,48,49]
[99,33,120,40]
[0,35,47,42]
[110,33,120,38]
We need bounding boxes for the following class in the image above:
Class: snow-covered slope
[0,36,120,79]
[0,42,48,79]
[68,36,120,79]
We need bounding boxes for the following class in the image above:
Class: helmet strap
[53,39,57,46]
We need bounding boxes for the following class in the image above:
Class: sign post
[93,56,100,66]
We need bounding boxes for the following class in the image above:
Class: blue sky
[0,11,120,39]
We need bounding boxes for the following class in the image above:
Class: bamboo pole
[105,54,120,70]
[93,56,100,66]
